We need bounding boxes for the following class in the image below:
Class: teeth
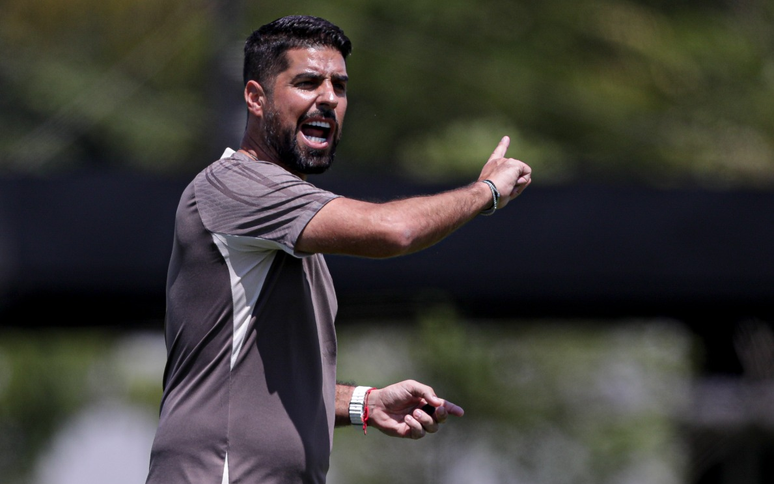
[308,120,331,128]
[307,136,327,143]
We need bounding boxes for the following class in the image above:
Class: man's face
[261,47,348,175]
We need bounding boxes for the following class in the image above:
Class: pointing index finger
[425,395,465,418]
[488,136,510,162]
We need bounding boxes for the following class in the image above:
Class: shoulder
[198,153,330,196]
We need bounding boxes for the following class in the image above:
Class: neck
[238,136,307,181]
[239,128,273,163]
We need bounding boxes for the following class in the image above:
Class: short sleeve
[193,155,339,254]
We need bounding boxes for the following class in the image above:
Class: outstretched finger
[488,136,510,162]
[425,396,465,419]
[441,399,465,417]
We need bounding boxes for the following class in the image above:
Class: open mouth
[300,119,334,148]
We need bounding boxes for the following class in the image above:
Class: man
[145,15,531,484]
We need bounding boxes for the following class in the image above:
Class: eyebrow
[291,71,349,83]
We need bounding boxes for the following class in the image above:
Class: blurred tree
[0,330,106,482]
[0,0,218,175]
[1,0,772,188]
[0,329,164,484]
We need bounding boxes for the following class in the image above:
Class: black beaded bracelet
[480,180,500,216]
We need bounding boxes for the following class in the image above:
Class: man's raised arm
[296,136,532,258]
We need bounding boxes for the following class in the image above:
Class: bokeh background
[2,0,774,483]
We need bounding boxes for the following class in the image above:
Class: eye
[333,81,347,94]
[295,78,320,89]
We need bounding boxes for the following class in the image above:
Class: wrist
[479,179,500,216]
[348,386,374,426]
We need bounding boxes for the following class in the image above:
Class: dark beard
[263,106,340,175]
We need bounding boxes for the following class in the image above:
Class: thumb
[488,136,510,162]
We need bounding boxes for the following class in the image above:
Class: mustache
[299,109,337,125]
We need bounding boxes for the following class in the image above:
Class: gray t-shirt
[146,151,340,484]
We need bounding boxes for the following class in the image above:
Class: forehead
[281,47,347,77]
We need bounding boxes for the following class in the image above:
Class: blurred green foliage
[334,310,694,484]
[1,0,773,185]
[0,329,163,483]
[0,330,105,482]
[0,318,693,484]
[0,316,693,484]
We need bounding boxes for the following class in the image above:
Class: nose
[316,80,339,109]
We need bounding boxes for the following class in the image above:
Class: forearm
[299,181,493,258]
[375,181,493,256]
[335,383,355,427]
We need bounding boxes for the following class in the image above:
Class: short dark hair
[243,15,352,90]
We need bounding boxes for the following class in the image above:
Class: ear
[244,80,267,118]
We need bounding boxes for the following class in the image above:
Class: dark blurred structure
[1,173,772,340]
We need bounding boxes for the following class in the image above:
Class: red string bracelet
[362,387,374,435]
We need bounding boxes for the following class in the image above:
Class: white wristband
[349,386,374,426]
